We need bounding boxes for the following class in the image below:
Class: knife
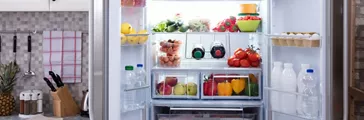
[49,71,62,87]
[55,74,64,87]
[43,77,56,92]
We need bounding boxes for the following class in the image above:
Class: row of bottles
[192,41,226,60]
[271,62,318,118]
[123,64,146,111]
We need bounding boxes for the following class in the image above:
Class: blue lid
[137,64,143,67]
[306,69,314,73]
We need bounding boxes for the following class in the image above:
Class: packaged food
[271,33,280,46]
[294,33,304,47]
[279,33,288,46]
[286,34,295,46]
[188,18,210,32]
[308,34,320,47]
[158,54,181,67]
[159,39,182,55]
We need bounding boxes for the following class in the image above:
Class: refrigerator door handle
[170,107,244,112]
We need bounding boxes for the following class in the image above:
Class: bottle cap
[273,62,282,66]
[19,92,25,100]
[215,50,222,57]
[283,63,293,67]
[125,66,133,70]
[31,93,38,100]
[33,90,43,99]
[306,69,314,73]
[137,64,143,68]
[193,51,203,59]
[24,93,30,101]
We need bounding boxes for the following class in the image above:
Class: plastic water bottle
[301,69,319,118]
[280,63,297,114]
[297,64,310,115]
[271,62,282,111]
[134,64,146,87]
[134,64,146,108]
[124,65,136,111]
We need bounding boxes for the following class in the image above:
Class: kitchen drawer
[201,72,261,100]
[157,114,255,120]
[152,71,200,99]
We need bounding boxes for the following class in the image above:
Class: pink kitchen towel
[43,31,82,83]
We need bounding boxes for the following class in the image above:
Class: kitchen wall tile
[0,12,88,114]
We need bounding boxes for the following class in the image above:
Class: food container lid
[30,93,38,100]
[238,13,259,16]
[33,90,43,99]
[19,93,25,100]
[24,93,31,100]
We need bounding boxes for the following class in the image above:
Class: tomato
[240,59,250,67]
[248,53,260,62]
[245,48,252,53]
[234,48,243,55]
[232,58,240,67]
[235,50,247,59]
[251,61,260,67]
[227,56,235,66]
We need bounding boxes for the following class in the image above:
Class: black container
[192,44,205,60]
[210,41,226,59]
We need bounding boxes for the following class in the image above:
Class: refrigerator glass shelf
[121,105,146,113]
[124,85,150,91]
[151,99,263,108]
[271,110,319,120]
[152,32,263,35]
[152,66,262,71]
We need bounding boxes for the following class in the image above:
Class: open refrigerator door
[105,0,331,119]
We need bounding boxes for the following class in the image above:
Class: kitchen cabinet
[50,0,89,11]
[0,0,49,11]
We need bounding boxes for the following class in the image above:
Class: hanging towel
[43,31,82,83]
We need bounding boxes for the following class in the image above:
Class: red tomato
[248,53,260,62]
[240,59,250,67]
[235,50,247,59]
[227,56,235,66]
[251,61,260,67]
[234,48,243,55]
[232,58,240,67]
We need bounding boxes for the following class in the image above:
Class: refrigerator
[88,0,334,119]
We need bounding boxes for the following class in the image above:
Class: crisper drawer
[157,114,255,120]
[201,72,261,100]
[152,71,200,99]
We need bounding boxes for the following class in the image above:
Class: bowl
[236,20,261,32]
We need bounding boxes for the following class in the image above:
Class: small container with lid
[210,41,225,59]
[192,44,205,60]
[19,92,25,114]
[271,33,280,46]
[33,90,43,113]
[23,92,31,115]
[30,93,38,114]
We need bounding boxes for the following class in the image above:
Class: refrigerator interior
[114,0,327,119]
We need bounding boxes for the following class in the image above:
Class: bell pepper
[217,81,233,96]
[249,74,258,84]
[231,78,246,94]
[245,83,259,96]
[203,79,217,96]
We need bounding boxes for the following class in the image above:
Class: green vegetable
[244,83,259,96]
[152,21,167,32]
[166,19,175,26]
[178,25,189,32]
[166,25,178,32]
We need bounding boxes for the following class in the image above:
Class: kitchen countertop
[0,115,90,120]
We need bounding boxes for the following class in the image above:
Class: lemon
[120,23,132,34]
[120,33,127,45]
[127,29,138,44]
[138,30,148,44]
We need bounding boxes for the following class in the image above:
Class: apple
[158,83,172,95]
[165,77,178,86]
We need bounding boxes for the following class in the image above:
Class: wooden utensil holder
[50,85,80,117]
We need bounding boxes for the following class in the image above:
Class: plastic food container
[240,4,257,13]
[236,20,260,32]
[158,54,181,67]
[159,39,182,55]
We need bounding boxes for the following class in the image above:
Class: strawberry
[229,16,237,23]
[223,19,233,28]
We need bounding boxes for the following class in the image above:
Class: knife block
[50,85,80,117]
